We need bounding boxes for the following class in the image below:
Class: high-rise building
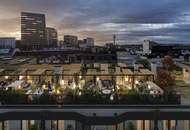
[143,40,151,55]
[79,38,94,48]
[21,12,46,50]
[46,27,58,48]
[84,37,94,47]
[0,37,16,49]
[64,35,78,47]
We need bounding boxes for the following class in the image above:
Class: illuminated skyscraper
[46,27,58,48]
[21,12,46,50]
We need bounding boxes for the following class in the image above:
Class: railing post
[132,75,135,89]
[40,120,45,130]
[2,121,4,130]
[154,120,158,130]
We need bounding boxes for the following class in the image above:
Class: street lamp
[60,79,64,85]
[19,76,23,80]
[110,95,114,101]
[125,76,128,82]
[78,84,81,89]
[42,84,46,90]
[135,80,139,84]
[117,85,120,90]
[96,77,100,81]
[56,90,60,94]
[18,85,21,89]
[5,76,9,79]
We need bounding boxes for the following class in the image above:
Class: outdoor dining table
[102,89,111,95]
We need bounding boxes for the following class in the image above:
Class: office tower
[64,35,78,47]
[46,27,58,48]
[21,12,46,50]
[79,38,94,48]
[84,37,94,47]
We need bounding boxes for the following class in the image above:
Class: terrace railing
[0,93,181,105]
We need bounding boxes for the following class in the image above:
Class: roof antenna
[113,34,116,46]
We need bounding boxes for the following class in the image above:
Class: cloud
[0,0,190,44]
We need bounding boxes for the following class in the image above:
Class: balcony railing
[0,93,180,105]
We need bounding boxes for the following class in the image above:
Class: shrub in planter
[67,125,73,130]
[38,94,56,104]
[128,121,135,130]
[29,124,38,130]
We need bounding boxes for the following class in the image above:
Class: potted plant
[128,121,135,130]
[67,125,73,130]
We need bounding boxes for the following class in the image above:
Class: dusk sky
[1,0,190,45]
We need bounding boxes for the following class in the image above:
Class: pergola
[53,67,63,75]
[30,69,47,83]
[31,69,46,75]
[0,69,5,74]
[117,62,127,68]
[0,63,155,90]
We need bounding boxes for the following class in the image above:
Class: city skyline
[1,0,190,45]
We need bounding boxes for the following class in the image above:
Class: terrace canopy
[118,63,127,68]
[9,68,28,76]
[63,69,81,75]
[19,69,28,75]
[122,69,133,75]
[53,67,63,75]
[0,69,5,74]
[31,69,46,76]
[100,64,109,71]
[63,64,81,70]
[140,69,154,76]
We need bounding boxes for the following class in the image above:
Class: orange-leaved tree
[156,69,175,90]
[162,56,175,71]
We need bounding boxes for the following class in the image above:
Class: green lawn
[175,80,190,87]
[171,70,182,76]
[182,61,190,66]
[175,80,190,99]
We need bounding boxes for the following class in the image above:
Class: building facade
[143,40,151,55]
[79,38,94,48]
[1,106,190,130]
[64,35,78,48]
[21,12,46,50]
[46,27,58,48]
[84,37,94,48]
[0,37,16,49]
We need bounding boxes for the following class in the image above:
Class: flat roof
[118,63,127,67]
[0,69,5,73]
[140,69,154,75]
[19,69,28,75]
[63,69,80,75]
[8,68,28,75]
[122,69,133,75]
[31,69,46,75]
[53,67,63,75]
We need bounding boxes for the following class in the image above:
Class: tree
[156,69,175,90]
[135,59,150,69]
[162,56,175,71]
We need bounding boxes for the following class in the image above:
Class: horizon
[1,0,190,45]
